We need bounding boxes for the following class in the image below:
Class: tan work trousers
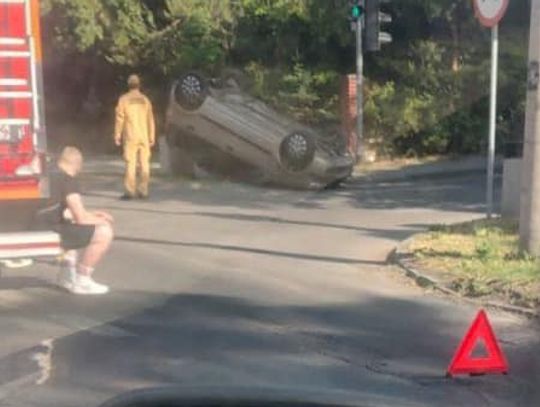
[123,142,151,196]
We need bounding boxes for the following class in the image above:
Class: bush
[245,62,340,125]
[363,36,526,157]
[363,41,459,156]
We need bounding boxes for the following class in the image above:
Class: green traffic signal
[351,5,363,19]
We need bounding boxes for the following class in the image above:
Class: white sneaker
[56,267,76,291]
[70,275,109,295]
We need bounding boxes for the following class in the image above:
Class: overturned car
[163,72,354,188]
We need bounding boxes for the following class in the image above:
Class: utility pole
[355,10,364,161]
[520,0,540,255]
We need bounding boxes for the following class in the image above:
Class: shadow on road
[99,207,429,241]
[100,208,370,232]
[114,235,387,266]
[7,292,537,407]
[297,175,500,213]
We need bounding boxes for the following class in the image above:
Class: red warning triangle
[447,309,509,377]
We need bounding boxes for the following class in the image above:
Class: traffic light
[350,0,364,21]
[365,0,393,52]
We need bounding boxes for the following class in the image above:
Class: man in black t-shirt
[35,147,114,295]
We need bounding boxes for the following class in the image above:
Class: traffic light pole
[520,0,540,255]
[356,17,364,161]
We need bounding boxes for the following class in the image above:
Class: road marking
[0,341,52,401]
[31,339,53,385]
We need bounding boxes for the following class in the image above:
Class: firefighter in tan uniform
[114,74,155,200]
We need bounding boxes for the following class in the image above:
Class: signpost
[472,0,509,218]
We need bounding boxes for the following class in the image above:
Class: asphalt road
[0,167,538,407]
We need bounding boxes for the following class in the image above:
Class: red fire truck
[0,0,61,271]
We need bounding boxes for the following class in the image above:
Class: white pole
[487,24,499,219]
[356,17,364,162]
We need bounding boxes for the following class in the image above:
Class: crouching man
[34,147,113,294]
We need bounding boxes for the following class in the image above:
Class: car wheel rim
[176,74,206,109]
[181,75,202,97]
[287,133,308,158]
[280,132,315,172]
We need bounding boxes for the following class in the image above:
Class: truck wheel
[174,73,208,111]
[279,132,316,172]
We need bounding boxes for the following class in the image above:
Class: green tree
[38,0,529,156]
[141,0,243,76]
[42,0,153,65]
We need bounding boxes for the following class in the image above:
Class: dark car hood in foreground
[98,386,409,407]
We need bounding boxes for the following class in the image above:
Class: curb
[357,168,490,184]
[390,236,539,319]
[355,157,503,183]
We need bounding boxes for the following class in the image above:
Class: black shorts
[54,223,95,250]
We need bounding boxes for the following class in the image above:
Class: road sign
[473,0,508,218]
[447,310,509,377]
[473,0,509,28]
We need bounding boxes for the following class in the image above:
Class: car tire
[174,72,208,111]
[279,132,316,172]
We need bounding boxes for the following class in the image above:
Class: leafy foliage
[246,62,339,124]
[42,0,153,64]
[39,0,530,156]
